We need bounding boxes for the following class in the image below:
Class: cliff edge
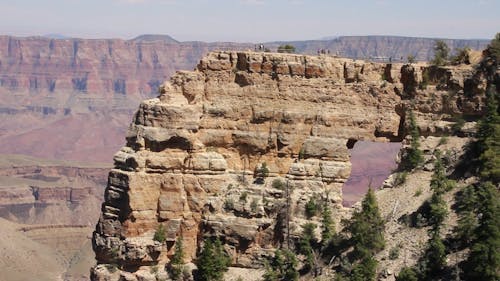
[91,50,488,280]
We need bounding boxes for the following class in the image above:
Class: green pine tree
[298,223,317,272]
[477,86,500,184]
[321,204,335,244]
[464,182,500,281]
[196,238,230,281]
[431,40,450,66]
[430,150,456,194]
[428,192,448,229]
[454,185,479,245]
[351,256,377,281]
[263,249,299,281]
[169,236,184,280]
[488,32,500,63]
[403,110,424,171]
[347,188,385,260]
[421,231,447,279]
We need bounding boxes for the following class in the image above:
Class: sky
[0,0,498,42]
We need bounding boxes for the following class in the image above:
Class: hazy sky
[1,0,498,42]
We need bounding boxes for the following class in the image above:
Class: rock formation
[0,35,488,163]
[91,50,488,280]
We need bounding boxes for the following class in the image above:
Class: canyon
[90,49,489,280]
[0,35,489,162]
[0,34,492,280]
[0,154,109,280]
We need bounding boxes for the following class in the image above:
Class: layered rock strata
[92,51,487,280]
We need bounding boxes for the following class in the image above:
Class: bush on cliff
[153,224,167,243]
[431,40,450,66]
[277,44,296,53]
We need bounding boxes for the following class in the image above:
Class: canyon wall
[0,36,253,162]
[91,50,489,280]
[0,35,488,163]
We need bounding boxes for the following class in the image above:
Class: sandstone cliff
[91,50,488,280]
[0,35,488,163]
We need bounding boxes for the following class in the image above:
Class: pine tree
[153,224,167,243]
[431,40,450,66]
[263,249,299,281]
[403,110,423,171]
[169,236,184,280]
[454,185,479,245]
[347,188,385,260]
[196,238,230,281]
[298,223,316,272]
[477,86,500,184]
[321,204,335,244]
[430,150,455,194]
[427,151,450,231]
[421,231,447,279]
[464,182,500,281]
[489,32,500,63]
[428,192,448,229]
[351,256,377,281]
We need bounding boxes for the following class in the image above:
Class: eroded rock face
[91,51,487,279]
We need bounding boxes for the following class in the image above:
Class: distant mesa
[131,34,179,43]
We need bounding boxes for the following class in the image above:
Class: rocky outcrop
[0,35,489,163]
[91,51,487,280]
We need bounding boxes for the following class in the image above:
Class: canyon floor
[0,154,109,280]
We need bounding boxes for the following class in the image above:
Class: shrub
[250,198,259,213]
[394,171,408,186]
[104,264,118,273]
[419,71,429,90]
[224,198,234,210]
[305,197,319,218]
[150,265,159,274]
[451,116,465,135]
[396,267,418,281]
[239,192,248,203]
[255,162,270,184]
[298,148,305,160]
[389,246,400,260]
[450,47,471,65]
[272,179,285,190]
[438,137,448,146]
[277,44,296,53]
[153,224,167,243]
[414,188,423,197]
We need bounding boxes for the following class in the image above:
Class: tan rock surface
[91,51,487,280]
